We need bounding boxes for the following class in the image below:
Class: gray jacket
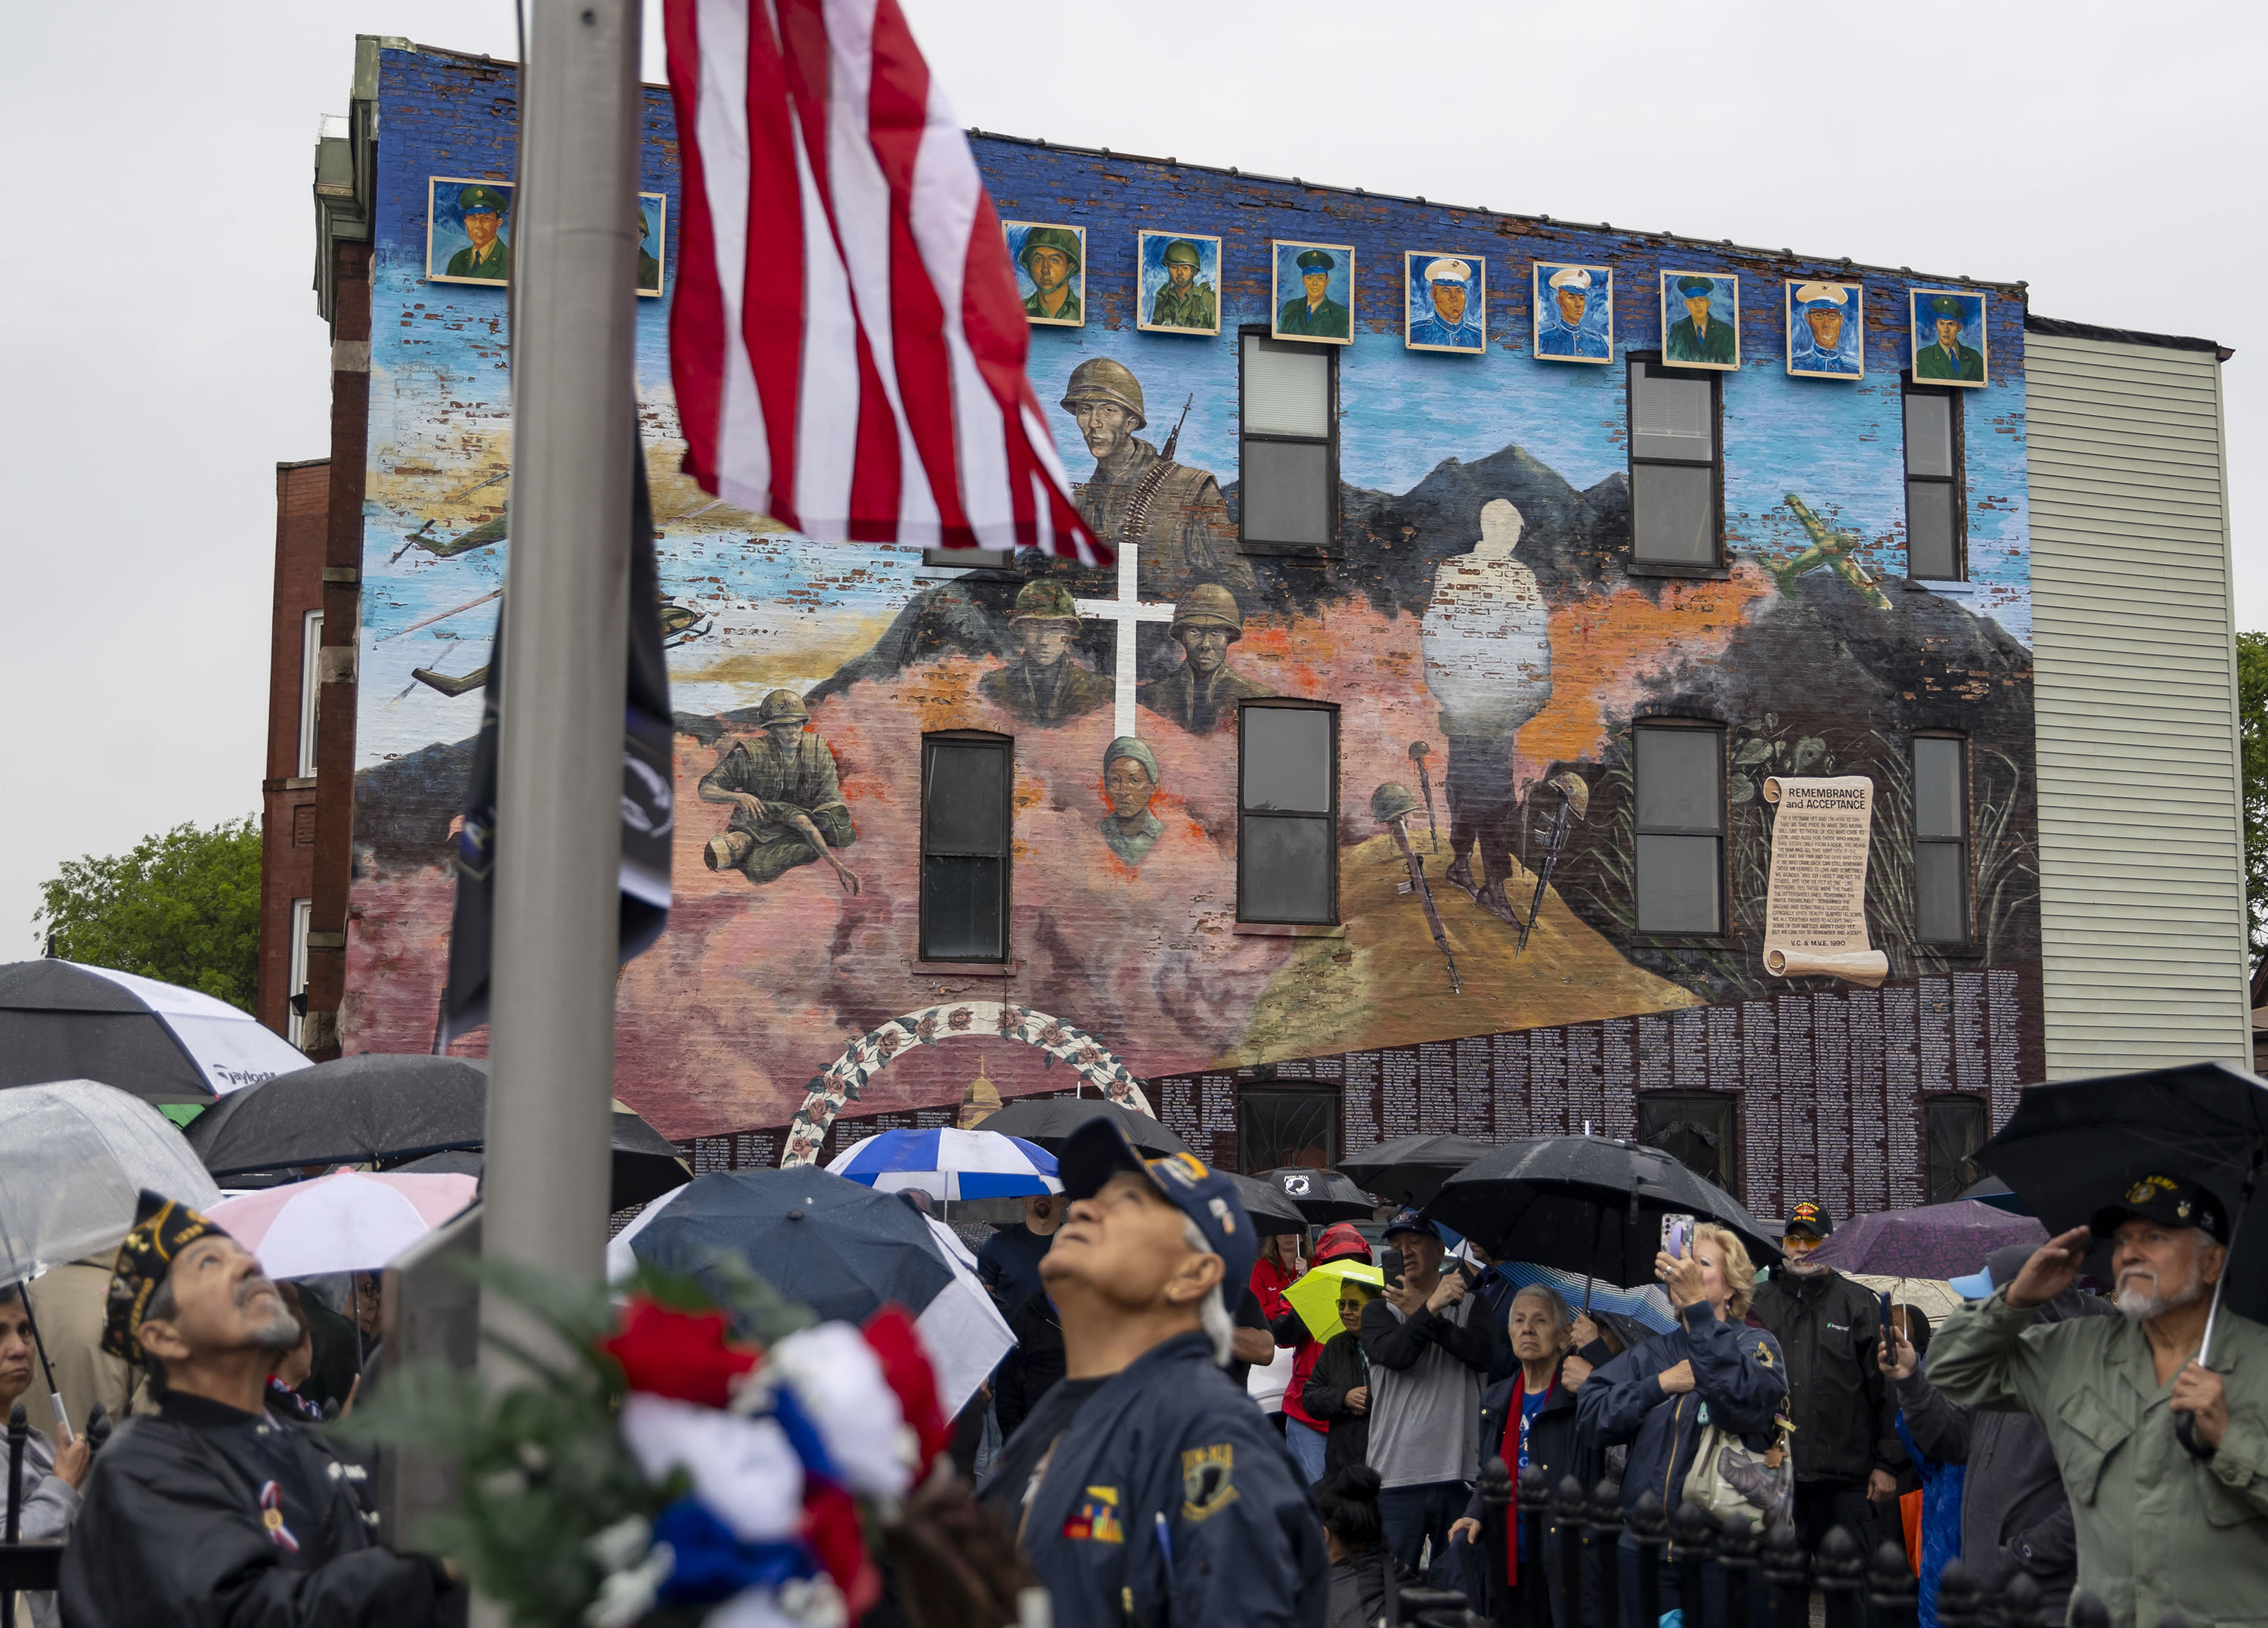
[15,1425,82,1628]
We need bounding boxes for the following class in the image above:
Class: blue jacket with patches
[996,1330,1328,1628]
[1573,1300,1787,1530]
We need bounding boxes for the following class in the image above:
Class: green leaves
[33,816,262,1011]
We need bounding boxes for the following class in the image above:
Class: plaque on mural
[1761,775,1888,988]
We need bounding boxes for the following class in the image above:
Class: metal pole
[480,0,640,1372]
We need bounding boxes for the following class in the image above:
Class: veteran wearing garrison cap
[1137,583,1275,736]
[1665,273,1736,365]
[1147,237,1218,333]
[1408,255,1483,350]
[445,184,513,281]
[1537,265,1610,360]
[1276,246,1352,340]
[1789,281,1860,376]
[1914,293,1985,382]
[1018,224,1083,324]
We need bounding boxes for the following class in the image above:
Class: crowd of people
[4,1149,2266,1628]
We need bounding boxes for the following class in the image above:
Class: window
[1913,734,1970,944]
[1238,701,1338,923]
[1238,1088,1338,1175]
[1903,382,1965,580]
[922,546,1018,572]
[1637,1094,1739,1197]
[919,733,1012,961]
[1633,723,1724,935]
[1924,1096,1988,1204]
[1626,357,1721,569]
[1239,329,1338,557]
[287,898,313,1048]
[296,609,324,778]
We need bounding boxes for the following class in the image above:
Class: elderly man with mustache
[1927,1174,2268,1628]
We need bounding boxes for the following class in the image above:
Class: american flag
[662,0,1104,563]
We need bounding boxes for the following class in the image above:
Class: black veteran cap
[103,1189,223,1359]
[1785,1200,1834,1239]
[1058,1118,1256,1312]
[2090,1174,2229,1244]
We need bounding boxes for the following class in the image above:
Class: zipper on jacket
[1663,1392,1688,1514]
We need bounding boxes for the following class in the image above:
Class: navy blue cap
[1383,1208,1440,1242]
[2089,1174,2228,1245]
[1058,1118,1256,1312]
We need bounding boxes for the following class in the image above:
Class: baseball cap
[1785,1201,1834,1239]
[2088,1174,2229,1245]
[1057,1118,1256,1311]
[1382,1208,1441,1243]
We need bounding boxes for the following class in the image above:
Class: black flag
[438,444,674,1047]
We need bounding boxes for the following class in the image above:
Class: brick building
[281,38,2248,1217]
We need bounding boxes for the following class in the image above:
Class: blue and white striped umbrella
[825,1127,1061,1201]
[1492,1259,1678,1335]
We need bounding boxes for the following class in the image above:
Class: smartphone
[1661,1213,1696,1259]
[1879,1289,1895,1331]
[1381,1247,1406,1291]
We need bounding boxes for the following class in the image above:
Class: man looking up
[982,1121,1326,1628]
[58,1192,452,1628]
[1929,1174,2268,1626]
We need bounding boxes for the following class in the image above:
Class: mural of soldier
[979,579,1114,724]
[446,185,512,282]
[1913,293,1986,383]
[1018,225,1083,323]
[1099,736,1167,867]
[1148,238,1217,333]
[1419,499,1552,924]
[635,197,663,295]
[698,690,861,895]
[1276,247,1352,340]
[1059,358,1258,606]
[1136,584,1274,735]
[1665,274,1736,367]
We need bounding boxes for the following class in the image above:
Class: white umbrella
[0,960,307,1102]
[205,1170,480,1279]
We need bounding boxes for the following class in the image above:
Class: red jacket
[1278,1223,1373,1430]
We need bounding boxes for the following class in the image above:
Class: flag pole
[479,0,642,1377]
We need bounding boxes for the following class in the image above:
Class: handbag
[1680,1403,1796,1533]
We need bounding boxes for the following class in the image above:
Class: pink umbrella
[206,1170,478,1280]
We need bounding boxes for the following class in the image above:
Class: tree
[2242,633,2268,961]
[33,817,263,1012]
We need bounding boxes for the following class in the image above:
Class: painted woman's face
[1105,758,1155,820]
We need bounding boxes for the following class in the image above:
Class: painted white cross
[1074,540,1176,739]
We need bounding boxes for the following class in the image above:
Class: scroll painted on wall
[1761,775,1888,988]
[1910,289,1988,386]
[1404,252,1485,353]
[1660,270,1740,370]
[1136,231,1222,336]
[635,192,668,297]
[1532,262,1613,362]
[1785,281,1862,379]
[1005,221,1086,327]
[426,177,514,286]
[1271,240,1355,344]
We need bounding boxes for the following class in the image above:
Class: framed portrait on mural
[1532,262,1613,362]
[1136,231,1222,336]
[1785,281,1863,378]
[1404,251,1486,353]
[1271,240,1355,344]
[635,192,668,297]
[426,175,515,286]
[1662,271,1740,370]
[1004,221,1086,327]
[1910,289,1988,386]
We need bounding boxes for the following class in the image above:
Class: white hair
[1183,1217,1236,1366]
[1510,1282,1573,1342]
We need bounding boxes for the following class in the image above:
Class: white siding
[2028,332,2250,1074]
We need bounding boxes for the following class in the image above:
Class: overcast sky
[2,1,2260,949]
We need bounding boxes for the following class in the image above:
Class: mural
[1912,290,1989,386]
[349,56,2037,1208]
[1004,222,1084,326]
[1661,270,1740,369]
[1405,253,1486,353]
[1786,281,1862,379]
[1137,232,1221,336]
[637,192,668,297]
[425,177,513,284]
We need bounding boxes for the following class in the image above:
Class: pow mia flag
[438,442,674,1046]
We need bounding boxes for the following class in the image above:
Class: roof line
[965,128,2030,297]
[395,38,674,91]
[2025,313,2231,361]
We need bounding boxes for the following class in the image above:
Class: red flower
[596,1298,758,1408]
[861,1306,950,1473]
[801,1482,880,1615]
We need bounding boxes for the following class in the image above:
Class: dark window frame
[918,730,1013,963]
[1923,1093,1989,1205]
[1636,1093,1743,1202]
[1624,351,1726,578]
[1632,718,1728,939]
[1237,324,1342,561]
[921,546,1021,574]
[1910,730,1973,947]
[1902,374,1968,581]
[1236,697,1341,925]
[1235,1084,1341,1176]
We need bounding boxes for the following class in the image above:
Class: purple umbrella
[1807,1199,2046,1282]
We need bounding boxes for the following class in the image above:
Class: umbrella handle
[13,1281,70,1446]
[2174,1157,2258,1460]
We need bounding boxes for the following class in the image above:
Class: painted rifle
[1517,772,1591,956]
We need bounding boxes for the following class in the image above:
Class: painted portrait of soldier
[1405,253,1486,353]
[1136,584,1274,736]
[1272,241,1354,344]
[1662,271,1740,371]
[635,192,667,297]
[1004,221,1086,327]
[978,579,1112,727]
[1057,358,1258,607]
[1910,290,1988,386]
[1136,231,1222,336]
[1532,262,1613,363]
[698,690,861,895]
[1785,281,1862,378]
[1099,736,1167,867]
[427,178,515,285]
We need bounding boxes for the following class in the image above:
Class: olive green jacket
[1929,1287,2268,1627]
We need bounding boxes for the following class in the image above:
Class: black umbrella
[1427,1136,1781,1286]
[973,1097,1189,1157]
[1259,1167,1377,1223]
[1337,1133,1501,1208]
[1224,1171,1309,1236]
[627,1168,956,1327]
[1978,1061,2268,1333]
[186,1054,689,1211]
[0,959,308,1104]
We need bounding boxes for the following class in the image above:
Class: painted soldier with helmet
[1137,583,1274,735]
[696,688,861,894]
